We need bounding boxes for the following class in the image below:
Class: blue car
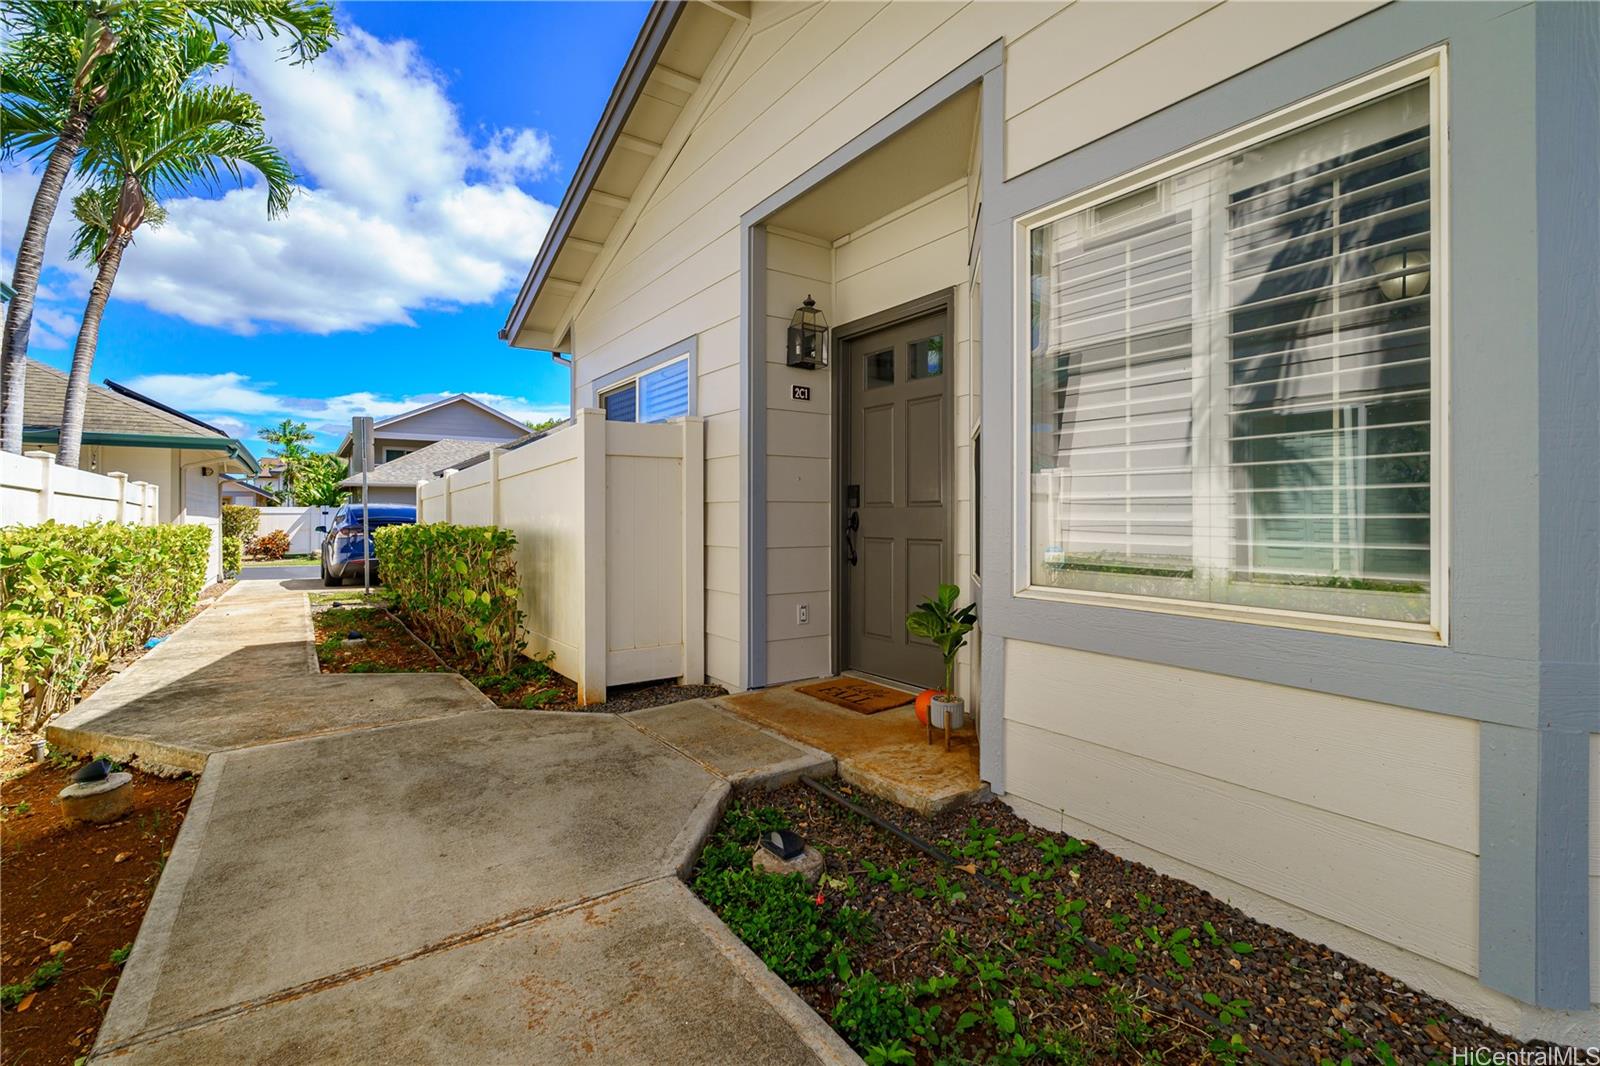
[317,503,416,586]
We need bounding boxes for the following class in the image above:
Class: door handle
[845,510,859,566]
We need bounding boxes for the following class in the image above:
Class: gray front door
[842,311,949,689]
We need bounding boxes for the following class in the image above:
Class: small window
[601,383,637,422]
[865,349,894,389]
[599,355,690,423]
[382,448,413,464]
[908,335,944,379]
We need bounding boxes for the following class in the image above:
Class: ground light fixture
[786,295,829,370]
[761,829,806,860]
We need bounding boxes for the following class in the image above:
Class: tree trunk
[1,107,94,454]
[57,235,128,469]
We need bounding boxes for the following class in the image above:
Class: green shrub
[221,535,242,577]
[1,522,211,732]
[221,504,261,543]
[374,523,524,674]
[249,528,291,560]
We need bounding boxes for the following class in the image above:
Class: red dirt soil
[1,762,196,1065]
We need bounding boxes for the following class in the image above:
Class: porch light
[1374,250,1430,301]
[786,295,829,370]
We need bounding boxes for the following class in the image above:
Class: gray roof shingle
[337,438,493,488]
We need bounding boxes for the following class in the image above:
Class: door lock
[845,510,859,566]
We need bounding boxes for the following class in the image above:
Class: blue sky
[1,1,648,450]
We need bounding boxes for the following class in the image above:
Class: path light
[786,295,829,370]
[761,829,806,860]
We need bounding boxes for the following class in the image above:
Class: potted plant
[905,583,977,730]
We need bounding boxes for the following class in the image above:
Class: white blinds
[1225,87,1432,586]
[1029,82,1435,623]
[637,357,690,423]
[1036,205,1199,573]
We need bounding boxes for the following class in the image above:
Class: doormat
[795,677,914,715]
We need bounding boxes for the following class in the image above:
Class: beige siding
[762,230,834,682]
[1003,640,1481,975]
[1004,1,1380,177]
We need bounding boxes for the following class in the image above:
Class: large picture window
[1026,79,1440,630]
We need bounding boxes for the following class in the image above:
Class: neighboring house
[220,474,278,507]
[337,438,495,505]
[499,1,1599,1039]
[253,457,290,497]
[334,395,529,474]
[19,359,258,581]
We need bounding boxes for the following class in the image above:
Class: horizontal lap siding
[1004,640,1480,975]
[764,231,832,683]
[1003,1,1380,178]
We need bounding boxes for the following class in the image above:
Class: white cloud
[121,371,567,444]
[2,23,558,336]
[479,128,555,184]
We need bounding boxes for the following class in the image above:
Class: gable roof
[336,438,495,489]
[502,1,748,352]
[21,360,259,473]
[333,394,531,458]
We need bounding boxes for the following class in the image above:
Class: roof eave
[501,1,687,350]
[21,429,260,475]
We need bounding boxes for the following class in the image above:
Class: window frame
[589,336,697,424]
[381,447,413,464]
[1011,50,1450,645]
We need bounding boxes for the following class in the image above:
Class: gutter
[499,1,687,348]
[21,429,261,475]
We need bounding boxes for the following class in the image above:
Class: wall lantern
[786,295,829,370]
[1374,250,1430,301]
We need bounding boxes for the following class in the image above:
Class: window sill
[1013,584,1445,646]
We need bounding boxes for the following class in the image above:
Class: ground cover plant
[0,753,196,1064]
[1,522,211,732]
[693,785,1541,1065]
[312,604,452,675]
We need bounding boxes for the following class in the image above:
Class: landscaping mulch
[0,759,196,1066]
[693,783,1544,1066]
[312,602,726,714]
[312,604,451,675]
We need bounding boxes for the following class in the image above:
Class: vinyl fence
[1,450,160,527]
[253,505,335,555]
[417,409,704,704]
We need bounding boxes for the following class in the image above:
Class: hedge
[222,535,243,577]
[221,504,261,543]
[374,523,524,675]
[2,522,212,732]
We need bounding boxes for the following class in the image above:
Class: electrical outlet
[796,603,809,625]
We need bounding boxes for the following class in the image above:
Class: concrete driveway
[47,580,852,1064]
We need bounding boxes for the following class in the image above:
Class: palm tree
[256,418,315,503]
[0,0,336,455]
[57,30,295,469]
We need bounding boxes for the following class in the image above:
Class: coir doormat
[795,677,914,715]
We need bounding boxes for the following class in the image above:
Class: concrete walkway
[48,579,853,1064]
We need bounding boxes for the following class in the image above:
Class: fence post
[25,451,53,524]
[144,482,157,524]
[415,480,429,522]
[578,408,607,704]
[488,447,504,527]
[679,417,705,685]
[109,471,129,523]
[440,469,459,523]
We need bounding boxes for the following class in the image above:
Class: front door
[842,310,949,689]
